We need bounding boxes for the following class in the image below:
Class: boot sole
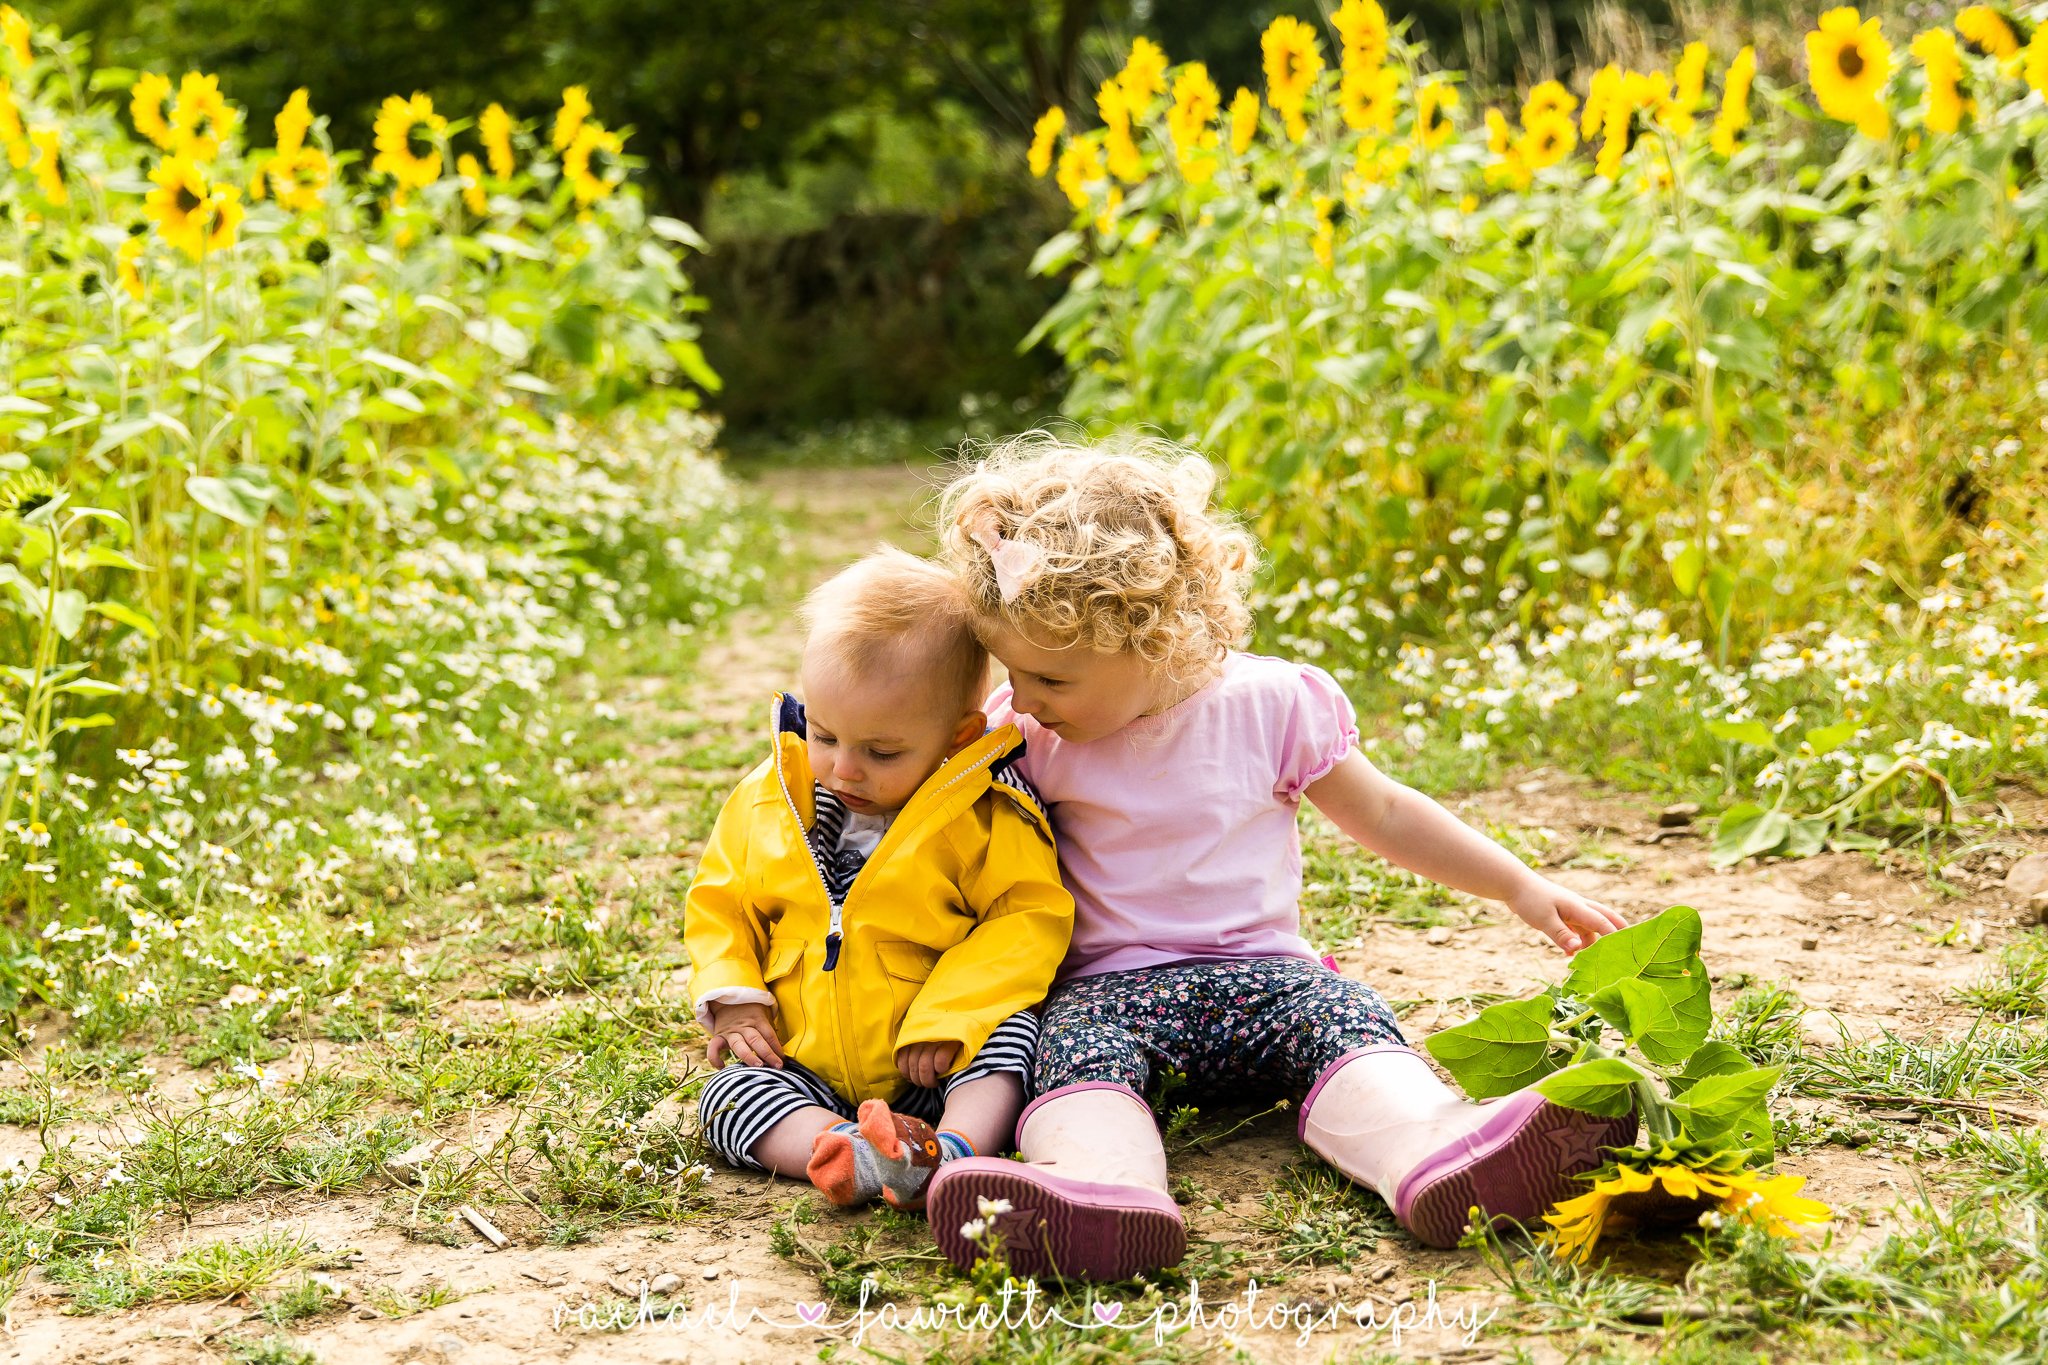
[1396,1094,1639,1248]
[927,1158,1187,1282]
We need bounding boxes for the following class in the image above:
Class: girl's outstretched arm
[1303,749,1628,953]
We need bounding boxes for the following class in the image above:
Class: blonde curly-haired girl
[924,431,1635,1280]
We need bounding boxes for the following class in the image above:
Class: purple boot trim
[1296,1044,1423,1141]
[1018,1081,1152,1137]
[926,1157,1187,1282]
[1391,1093,1639,1249]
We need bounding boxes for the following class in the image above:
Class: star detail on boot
[1547,1117,1614,1168]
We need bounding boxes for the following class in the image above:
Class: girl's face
[985,623,1189,745]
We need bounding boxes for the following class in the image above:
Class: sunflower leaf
[1423,996,1562,1099]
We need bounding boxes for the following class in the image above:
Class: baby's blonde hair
[937,431,1257,678]
[799,546,991,716]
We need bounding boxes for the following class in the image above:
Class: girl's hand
[895,1041,959,1090]
[1507,874,1629,954]
[708,1001,785,1068]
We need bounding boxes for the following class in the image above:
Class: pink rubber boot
[926,1082,1187,1281]
[1298,1044,1638,1248]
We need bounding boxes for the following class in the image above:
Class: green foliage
[1427,906,1779,1157]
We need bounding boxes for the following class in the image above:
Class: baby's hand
[895,1041,959,1090]
[1507,874,1628,955]
[707,1001,784,1069]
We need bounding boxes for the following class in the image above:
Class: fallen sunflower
[1541,1143,1831,1264]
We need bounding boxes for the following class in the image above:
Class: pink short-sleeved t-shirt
[985,651,1359,981]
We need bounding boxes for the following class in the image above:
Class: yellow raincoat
[685,695,1073,1104]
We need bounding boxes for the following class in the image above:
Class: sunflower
[1310,194,1336,268]
[1665,41,1709,137]
[145,155,243,260]
[1520,110,1577,171]
[1596,96,1632,180]
[2030,27,2048,94]
[170,71,235,161]
[274,88,313,158]
[1340,62,1399,133]
[1582,64,1621,139]
[130,72,176,150]
[451,152,487,214]
[1228,86,1259,155]
[28,124,63,204]
[1521,78,1576,129]
[1097,78,1144,184]
[372,92,445,195]
[1094,184,1123,237]
[1541,1146,1831,1264]
[1055,135,1104,208]
[1117,36,1168,109]
[1484,107,1512,158]
[1262,15,1323,135]
[1955,6,2022,61]
[0,80,24,167]
[1806,7,1892,139]
[1415,77,1458,149]
[265,143,331,213]
[552,85,590,153]
[0,5,28,67]
[480,102,515,179]
[1912,27,1969,134]
[1711,45,1757,156]
[116,235,146,300]
[1333,0,1388,73]
[1167,63,1220,184]
[1028,106,1065,178]
[563,120,624,205]
[1351,135,1409,187]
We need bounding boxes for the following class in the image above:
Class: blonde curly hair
[936,431,1258,680]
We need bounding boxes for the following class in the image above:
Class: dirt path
[7,460,2042,1364]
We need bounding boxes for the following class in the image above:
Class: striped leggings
[697,1011,1040,1171]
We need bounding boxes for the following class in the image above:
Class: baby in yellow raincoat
[687,548,1073,1211]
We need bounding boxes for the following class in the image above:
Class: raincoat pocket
[764,937,806,1054]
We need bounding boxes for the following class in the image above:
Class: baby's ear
[950,710,988,752]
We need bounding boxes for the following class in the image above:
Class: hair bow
[969,523,1045,604]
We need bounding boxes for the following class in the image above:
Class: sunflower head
[1229,85,1260,154]
[1806,6,1893,133]
[1261,15,1324,117]
[0,5,30,68]
[1415,78,1458,148]
[1118,36,1168,108]
[1028,105,1065,178]
[372,93,446,192]
[480,102,516,180]
[1520,110,1577,170]
[274,88,314,158]
[0,468,58,520]
[1522,78,1576,129]
[564,121,625,206]
[1333,0,1389,73]
[1956,6,2022,60]
[131,71,176,150]
[171,71,236,161]
[552,85,591,152]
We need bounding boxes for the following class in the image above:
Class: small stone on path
[1658,803,1700,828]
[1425,926,1453,945]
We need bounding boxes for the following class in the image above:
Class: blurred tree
[49,0,956,219]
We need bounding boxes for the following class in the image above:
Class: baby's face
[800,662,971,817]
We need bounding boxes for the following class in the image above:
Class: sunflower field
[1024,2,2048,858]
[0,7,748,1026]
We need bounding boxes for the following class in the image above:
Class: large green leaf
[1424,996,1561,1100]
[1533,1058,1644,1117]
[1563,904,1703,999]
